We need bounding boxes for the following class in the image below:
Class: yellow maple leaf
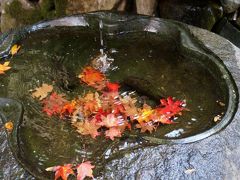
[0,61,11,74]
[10,44,21,55]
[137,104,154,123]
[5,121,14,132]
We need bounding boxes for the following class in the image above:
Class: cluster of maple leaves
[2,45,187,180]
[30,65,186,180]
[45,161,94,180]
[32,66,186,140]
[0,45,21,74]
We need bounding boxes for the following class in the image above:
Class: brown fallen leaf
[10,44,21,56]
[31,83,53,100]
[214,115,221,122]
[4,121,13,132]
[0,61,11,74]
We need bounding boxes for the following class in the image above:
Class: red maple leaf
[105,127,122,140]
[77,161,95,180]
[42,92,68,116]
[106,82,120,92]
[157,97,185,118]
[46,164,74,180]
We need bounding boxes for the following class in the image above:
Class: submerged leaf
[31,83,53,100]
[42,92,68,116]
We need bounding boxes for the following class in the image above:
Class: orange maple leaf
[78,66,106,90]
[0,61,11,74]
[4,121,14,133]
[61,100,76,116]
[77,161,95,180]
[136,122,157,133]
[46,164,74,180]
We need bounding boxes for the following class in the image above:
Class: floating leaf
[31,83,53,100]
[137,104,154,123]
[106,82,120,92]
[0,61,11,74]
[101,114,119,128]
[77,161,95,180]
[4,121,13,132]
[105,127,122,140]
[136,122,156,133]
[78,66,106,90]
[73,120,100,139]
[10,44,21,56]
[157,97,185,118]
[61,100,76,116]
[46,164,74,180]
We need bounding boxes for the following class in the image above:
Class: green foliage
[6,0,67,26]
[6,0,42,25]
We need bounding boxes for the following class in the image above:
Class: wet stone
[213,17,240,48]
[158,0,223,30]
[220,0,240,13]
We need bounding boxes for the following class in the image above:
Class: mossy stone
[159,0,223,30]
[5,0,67,30]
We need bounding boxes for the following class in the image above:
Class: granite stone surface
[0,17,240,180]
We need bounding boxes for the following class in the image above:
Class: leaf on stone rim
[0,61,11,74]
[10,44,21,56]
[105,127,122,140]
[76,161,95,180]
[46,164,74,180]
[31,83,53,100]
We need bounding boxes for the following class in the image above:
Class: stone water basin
[0,12,238,179]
